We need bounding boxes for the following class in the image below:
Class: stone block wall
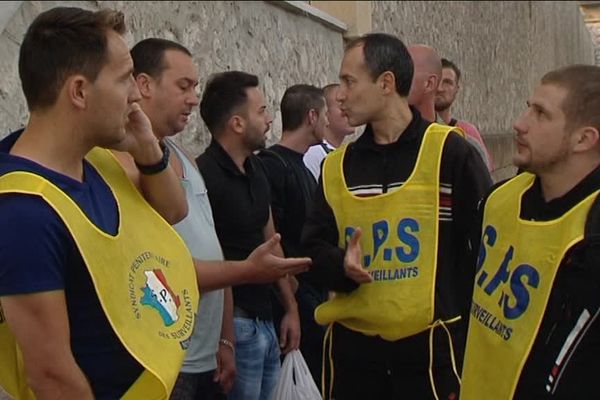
[587,22,600,65]
[0,1,345,156]
[371,1,595,181]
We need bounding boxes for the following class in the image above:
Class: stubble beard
[434,99,452,113]
[519,141,571,175]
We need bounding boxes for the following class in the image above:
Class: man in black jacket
[259,84,328,387]
[461,64,600,400]
[301,33,491,399]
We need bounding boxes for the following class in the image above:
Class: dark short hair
[345,33,413,97]
[200,71,259,135]
[322,83,339,102]
[541,64,600,132]
[441,58,461,83]
[281,84,325,131]
[131,38,191,78]
[19,7,125,111]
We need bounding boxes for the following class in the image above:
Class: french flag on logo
[140,269,181,326]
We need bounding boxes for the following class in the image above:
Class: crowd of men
[0,6,599,400]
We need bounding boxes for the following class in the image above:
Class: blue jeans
[228,318,281,400]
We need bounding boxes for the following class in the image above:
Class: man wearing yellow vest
[301,33,491,399]
[0,7,201,400]
[461,65,600,399]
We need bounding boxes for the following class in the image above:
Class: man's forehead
[107,30,129,56]
[341,47,367,78]
[106,31,133,70]
[246,86,265,105]
[325,87,339,102]
[531,84,568,108]
[342,45,365,64]
[162,50,197,74]
[442,68,456,79]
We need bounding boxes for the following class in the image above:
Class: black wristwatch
[134,141,170,175]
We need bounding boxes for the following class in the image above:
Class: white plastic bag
[272,350,322,400]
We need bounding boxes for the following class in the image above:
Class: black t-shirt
[196,140,273,320]
[476,167,600,399]
[257,144,316,257]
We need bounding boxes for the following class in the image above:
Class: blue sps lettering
[344,226,355,247]
[372,220,389,262]
[503,264,540,320]
[477,225,497,274]
[396,218,419,263]
[482,245,513,294]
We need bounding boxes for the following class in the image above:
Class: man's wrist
[236,258,254,285]
[132,137,163,165]
[134,141,170,175]
[283,300,298,313]
[219,338,235,353]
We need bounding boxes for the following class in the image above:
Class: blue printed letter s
[396,218,419,263]
[503,264,540,320]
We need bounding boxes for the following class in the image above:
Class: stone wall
[0,1,345,156]
[581,2,600,66]
[587,21,600,65]
[372,1,595,181]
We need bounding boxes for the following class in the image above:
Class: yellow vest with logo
[0,148,199,400]
[316,123,456,341]
[461,172,599,399]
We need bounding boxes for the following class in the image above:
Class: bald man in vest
[408,45,492,176]
[407,44,442,122]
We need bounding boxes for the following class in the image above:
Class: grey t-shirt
[167,138,224,374]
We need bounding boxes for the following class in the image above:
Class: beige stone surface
[0,1,344,155]
[372,1,594,179]
[311,0,372,38]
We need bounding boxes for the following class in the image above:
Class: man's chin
[434,103,451,112]
[512,156,530,172]
[348,116,365,128]
[254,141,266,151]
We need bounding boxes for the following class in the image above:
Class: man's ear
[572,126,600,154]
[65,74,89,110]
[229,115,246,135]
[425,74,439,93]
[378,71,396,95]
[307,109,318,126]
[135,73,154,98]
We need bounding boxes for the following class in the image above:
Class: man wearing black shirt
[196,71,304,400]
[461,65,600,399]
[301,33,491,399]
[258,84,329,386]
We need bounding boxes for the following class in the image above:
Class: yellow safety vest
[461,172,599,400]
[0,148,199,400]
[316,123,455,341]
